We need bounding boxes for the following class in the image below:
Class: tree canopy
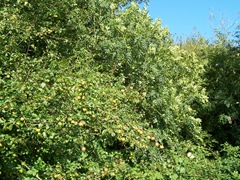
[0,0,240,179]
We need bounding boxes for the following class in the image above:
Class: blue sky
[145,0,240,40]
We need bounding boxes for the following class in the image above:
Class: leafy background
[0,0,240,179]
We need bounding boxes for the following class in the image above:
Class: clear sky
[145,0,240,40]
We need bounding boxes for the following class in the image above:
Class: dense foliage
[0,0,239,179]
[201,39,240,146]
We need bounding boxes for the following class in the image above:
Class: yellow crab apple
[155,142,160,147]
[159,144,164,149]
[81,146,86,152]
[104,168,108,172]
[78,121,85,127]
[150,136,155,141]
